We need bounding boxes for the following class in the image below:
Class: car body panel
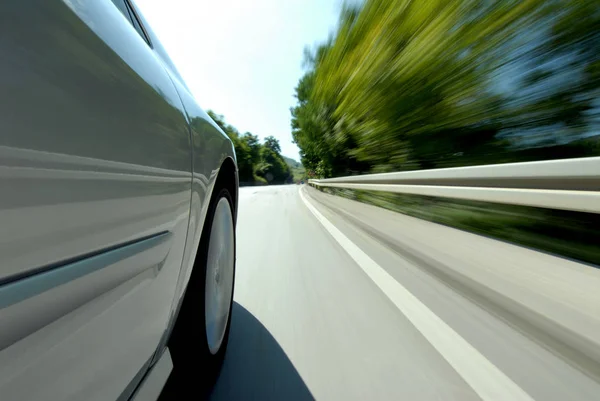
[0,0,192,282]
[130,349,173,401]
[0,0,236,400]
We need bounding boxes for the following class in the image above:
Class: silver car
[0,0,238,400]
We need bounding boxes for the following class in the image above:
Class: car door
[0,1,192,400]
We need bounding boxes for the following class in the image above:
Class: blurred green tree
[291,0,600,177]
[207,111,292,184]
[264,136,282,153]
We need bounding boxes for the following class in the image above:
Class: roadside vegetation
[293,0,600,264]
[291,0,600,176]
[208,111,296,185]
[283,156,307,182]
[320,187,600,266]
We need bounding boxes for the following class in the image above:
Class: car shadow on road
[209,302,314,401]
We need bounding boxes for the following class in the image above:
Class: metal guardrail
[308,157,600,214]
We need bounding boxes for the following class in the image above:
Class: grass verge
[320,187,600,266]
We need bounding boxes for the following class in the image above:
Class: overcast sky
[136,0,342,160]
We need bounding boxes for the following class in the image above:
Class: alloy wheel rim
[204,197,235,355]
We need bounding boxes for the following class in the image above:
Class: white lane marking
[299,187,535,401]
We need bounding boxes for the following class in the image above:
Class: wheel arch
[158,154,238,360]
[215,156,238,225]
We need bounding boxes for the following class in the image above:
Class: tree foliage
[207,111,292,184]
[291,0,600,178]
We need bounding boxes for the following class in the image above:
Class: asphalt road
[210,185,600,401]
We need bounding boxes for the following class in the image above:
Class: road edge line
[299,187,534,401]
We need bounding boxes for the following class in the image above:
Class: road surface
[210,185,600,401]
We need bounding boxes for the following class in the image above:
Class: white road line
[299,187,535,401]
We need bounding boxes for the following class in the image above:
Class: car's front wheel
[161,188,236,399]
[204,193,236,357]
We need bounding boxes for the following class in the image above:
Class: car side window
[110,0,152,47]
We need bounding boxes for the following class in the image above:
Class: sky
[136,0,343,161]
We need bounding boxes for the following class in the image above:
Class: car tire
[160,188,236,400]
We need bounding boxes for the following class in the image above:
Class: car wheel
[161,188,236,399]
